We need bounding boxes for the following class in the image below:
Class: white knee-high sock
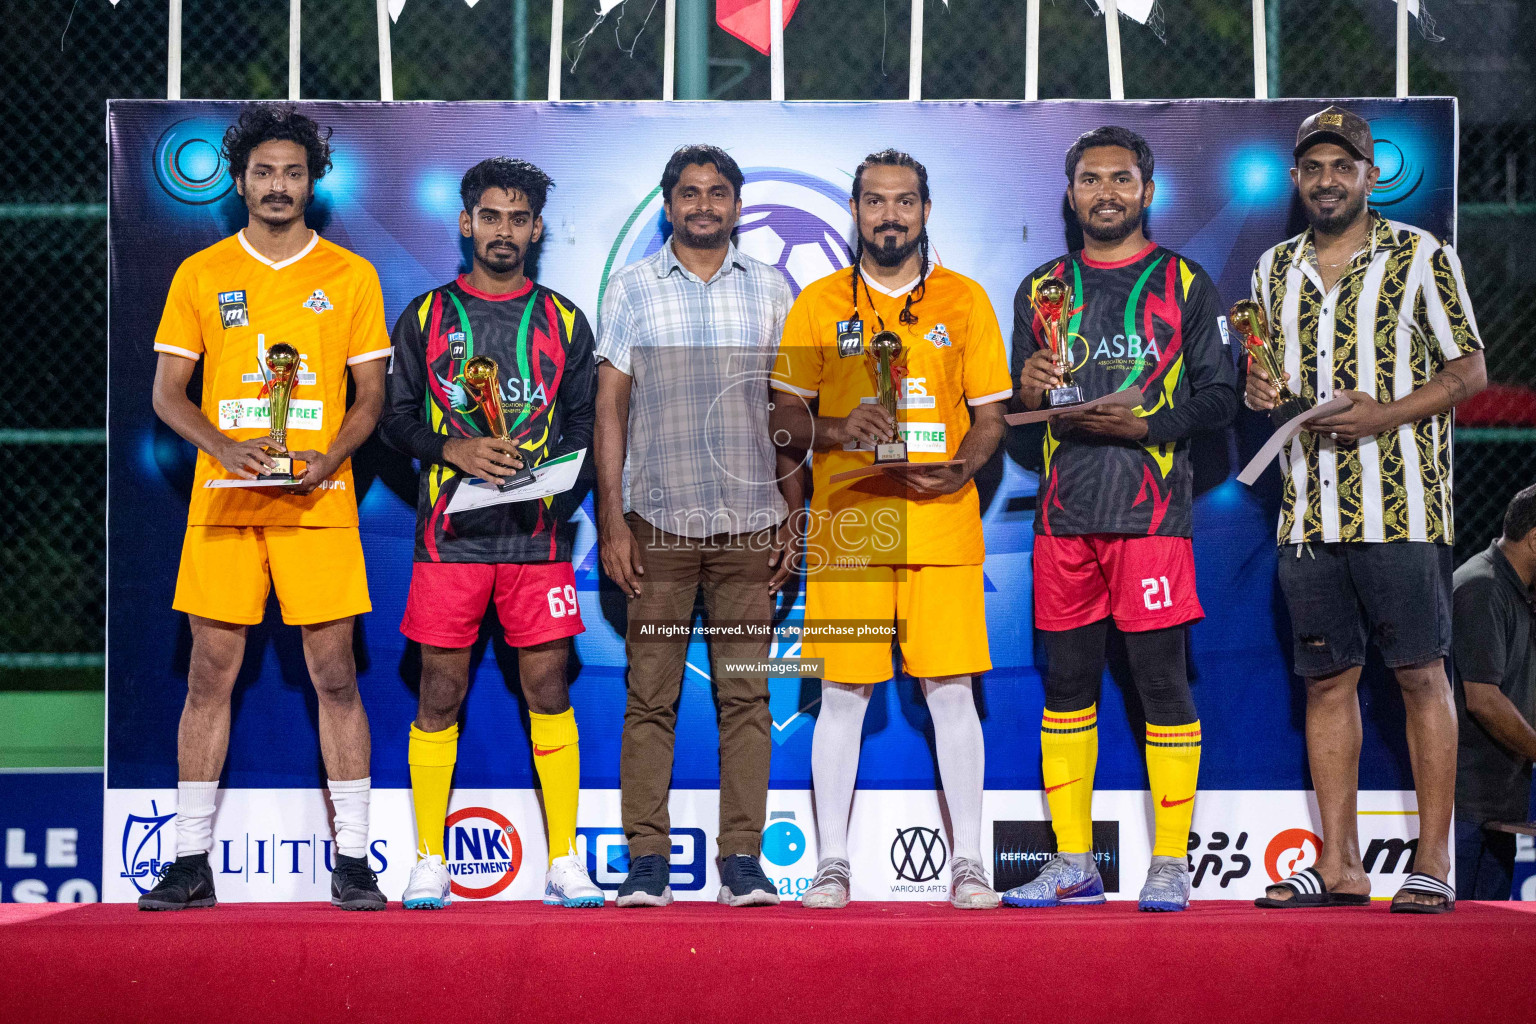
[811,682,872,863]
[328,777,372,859]
[922,676,985,865]
[174,781,219,857]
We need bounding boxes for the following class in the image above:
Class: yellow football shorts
[803,563,991,684]
[173,525,371,626]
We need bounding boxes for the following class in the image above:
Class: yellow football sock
[1146,721,1202,859]
[529,708,581,866]
[1041,705,1098,854]
[407,722,458,859]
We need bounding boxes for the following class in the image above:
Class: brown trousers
[620,513,773,861]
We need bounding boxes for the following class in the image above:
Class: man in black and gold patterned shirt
[1247,106,1485,913]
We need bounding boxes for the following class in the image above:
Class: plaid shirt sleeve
[595,275,637,375]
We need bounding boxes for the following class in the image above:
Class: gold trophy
[1230,300,1311,428]
[1035,277,1083,408]
[869,331,909,464]
[461,355,535,492]
[259,342,299,481]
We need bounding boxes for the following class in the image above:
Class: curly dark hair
[221,104,333,182]
[1063,125,1154,183]
[850,149,931,326]
[459,157,555,217]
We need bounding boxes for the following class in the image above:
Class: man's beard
[249,190,307,225]
[1079,200,1144,243]
[1304,187,1367,235]
[862,222,924,268]
[674,213,731,249]
[477,239,523,274]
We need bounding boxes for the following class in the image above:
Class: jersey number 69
[547,584,579,618]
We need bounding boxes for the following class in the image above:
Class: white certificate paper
[445,448,587,515]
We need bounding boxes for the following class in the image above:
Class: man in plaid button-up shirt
[594,145,798,908]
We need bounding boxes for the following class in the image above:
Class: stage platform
[5,900,1535,1023]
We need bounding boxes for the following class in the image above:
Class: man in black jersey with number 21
[1004,127,1237,913]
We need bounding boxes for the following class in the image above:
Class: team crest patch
[925,323,951,348]
[218,290,249,329]
[301,289,334,314]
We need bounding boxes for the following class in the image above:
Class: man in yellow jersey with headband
[771,149,1012,910]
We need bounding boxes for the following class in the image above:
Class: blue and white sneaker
[1001,853,1106,907]
[1138,855,1191,912]
[402,854,452,910]
[544,853,604,908]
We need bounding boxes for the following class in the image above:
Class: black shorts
[1276,541,1453,678]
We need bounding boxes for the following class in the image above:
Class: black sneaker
[615,853,673,908]
[331,853,386,911]
[718,854,781,907]
[137,853,217,911]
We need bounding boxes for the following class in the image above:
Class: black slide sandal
[1254,866,1371,908]
[1390,872,1456,914]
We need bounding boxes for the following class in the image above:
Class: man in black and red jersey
[379,157,601,910]
[1003,126,1237,913]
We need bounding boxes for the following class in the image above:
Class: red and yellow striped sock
[1041,705,1098,855]
[1146,721,1202,858]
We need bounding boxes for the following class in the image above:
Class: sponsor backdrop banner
[2,771,103,903]
[106,99,1457,902]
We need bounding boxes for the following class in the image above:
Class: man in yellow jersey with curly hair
[139,104,390,912]
[771,149,1012,910]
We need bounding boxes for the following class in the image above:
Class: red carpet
[4,900,1535,1023]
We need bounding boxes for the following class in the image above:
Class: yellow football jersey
[772,264,1012,567]
[152,231,392,527]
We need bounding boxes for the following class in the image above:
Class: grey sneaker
[1001,852,1106,908]
[717,854,781,907]
[949,856,1001,909]
[1138,854,1191,912]
[802,858,851,909]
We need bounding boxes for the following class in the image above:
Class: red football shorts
[400,561,585,649]
[1032,534,1203,632]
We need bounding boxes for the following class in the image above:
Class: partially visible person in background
[1453,483,1536,902]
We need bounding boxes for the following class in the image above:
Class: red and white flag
[716,0,803,56]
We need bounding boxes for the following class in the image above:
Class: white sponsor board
[103,788,1428,904]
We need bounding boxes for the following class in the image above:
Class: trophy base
[1047,385,1085,408]
[874,441,908,464]
[496,466,537,493]
[1269,396,1315,430]
[259,454,294,482]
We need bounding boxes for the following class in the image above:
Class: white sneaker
[544,853,605,908]
[402,854,451,910]
[802,858,851,909]
[949,856,1001,910]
